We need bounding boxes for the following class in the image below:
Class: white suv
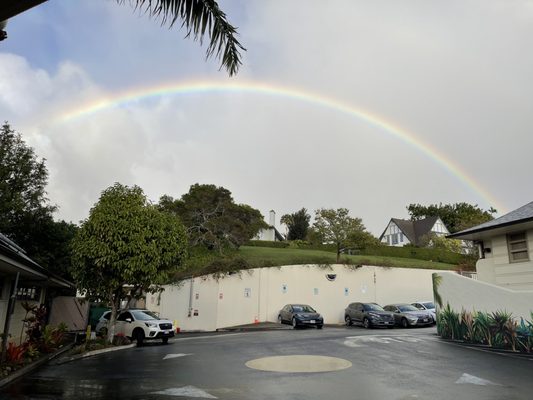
[115,309,175,345]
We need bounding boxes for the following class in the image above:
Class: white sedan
[411,301,436,324]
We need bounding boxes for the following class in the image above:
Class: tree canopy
[406,202,496,233]
[71,183,187,341]
[158,183,266,253]
[0,122,77,279]
[281,208,311,241]
[312,208,370,262]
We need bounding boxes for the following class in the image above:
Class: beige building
[448,201,533,290]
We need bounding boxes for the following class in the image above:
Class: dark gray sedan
[383,303,433,328]
[278,304,324,329]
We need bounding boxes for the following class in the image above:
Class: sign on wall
[282,284,288,294]
[244,288,251,298]
[344,288,349,296]
[313,288,319,295]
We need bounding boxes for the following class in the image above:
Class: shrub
[244,240,289,248]
[6,342,26,365]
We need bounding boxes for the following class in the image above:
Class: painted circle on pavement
[245,355,352,373]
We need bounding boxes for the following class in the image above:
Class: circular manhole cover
[245,355,352,373]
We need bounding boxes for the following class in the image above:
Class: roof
[0,232,74,288]
[381,216,442,246]
[448,201,533,240]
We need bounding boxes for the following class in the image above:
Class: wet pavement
[2,325,533,399]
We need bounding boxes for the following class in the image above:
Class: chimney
[269,210,276,227]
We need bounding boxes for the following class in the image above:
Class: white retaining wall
[435,271,533,319]
[147,264,442,331]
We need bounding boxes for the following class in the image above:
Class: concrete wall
[478,230,533,290]
[435,271,533,320]
[147,264,442,331]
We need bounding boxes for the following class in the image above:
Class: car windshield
[364,304,384,311]
[293,305,315,313]
[422,302,435,309]
[399,305,419,312]
[131,310,160,321]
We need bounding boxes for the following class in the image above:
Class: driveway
[2,326,532,399]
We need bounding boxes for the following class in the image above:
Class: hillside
[238,246,457,270]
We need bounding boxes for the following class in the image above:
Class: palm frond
[118,0,245,76]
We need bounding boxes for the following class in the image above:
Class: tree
[0,0,244,76]
[312,208,369,262]
[281,208,311,241]
[71,183,187,343]
[419,233,463,253]
[406,202,496,233]
[158,184,266,253]
[0,122,76,279]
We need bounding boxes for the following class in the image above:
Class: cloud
[2,1,533,235]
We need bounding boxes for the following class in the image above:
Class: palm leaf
[118,0,245,76]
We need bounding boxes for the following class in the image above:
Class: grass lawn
[239,246,456,270]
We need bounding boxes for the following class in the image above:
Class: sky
[1,0,532,236]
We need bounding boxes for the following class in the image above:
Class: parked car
[110,309,175,345]
[278,304,323,329]
[95,310,111,336]
[411,301,436,324]
[344,302,395,329]
[383,304,433,328]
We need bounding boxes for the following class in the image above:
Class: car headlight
[368,313,382,320]
[408,316,418,322]
[145,322,158,328]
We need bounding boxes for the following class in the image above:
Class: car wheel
[162,337,169,344]
[292,317,298,329]
[345,316,352,326]
[363,318,371,329]
[401,318,409,328]
[317,324,323,330]
[134,329,145,346]
[278,315,283,325]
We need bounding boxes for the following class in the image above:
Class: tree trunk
[107,294,120,344]
[336,243,341,263]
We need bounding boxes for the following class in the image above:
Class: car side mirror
[126,318,132,323]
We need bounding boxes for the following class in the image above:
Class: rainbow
[58,80,503,211]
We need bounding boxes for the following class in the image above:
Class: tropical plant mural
[437,305,533,353]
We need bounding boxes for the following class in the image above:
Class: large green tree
[71,183,187,342]
[0,122,76,279]
[159,183,266,253]
[407,202,496,233]
[281,208,311,241]
[0,0,244,76]
[312,208,369,262]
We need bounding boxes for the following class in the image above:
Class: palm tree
[0,0,244,75]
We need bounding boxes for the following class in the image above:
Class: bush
[244,240,289,248]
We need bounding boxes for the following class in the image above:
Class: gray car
[344,302,395,329]
[383,303,433,328]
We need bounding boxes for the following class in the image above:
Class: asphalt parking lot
[2,325,533,399]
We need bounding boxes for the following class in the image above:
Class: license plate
[310,320,315,323]
[164,330,170,335]
[422,319,428,322]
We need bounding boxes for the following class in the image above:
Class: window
[507,232,529,263]
[16,286,41,301]
[117,311,133,321]
[392,234,398,245]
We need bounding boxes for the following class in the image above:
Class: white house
[448,201,533,290]
[253,210,285,242]
[379,216,449,247]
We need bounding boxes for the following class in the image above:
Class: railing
[457,271,478,280]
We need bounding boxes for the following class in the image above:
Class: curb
[438,337,533,359]
[52,343,136,365]
[0,342,75,388]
